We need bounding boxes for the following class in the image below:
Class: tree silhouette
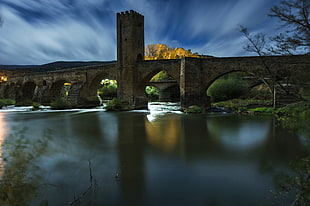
[269,0,310,54]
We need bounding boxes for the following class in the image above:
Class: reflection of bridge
[0,10,309,109]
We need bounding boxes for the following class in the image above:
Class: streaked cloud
[0,0,281,64]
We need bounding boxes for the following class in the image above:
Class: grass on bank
[212,98,310,118]
[50,98,72,110]
[212,99,272,111]
[104,98,132,111]
[0,99,15,108]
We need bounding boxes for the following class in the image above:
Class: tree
[269,0,310,54]
[240,26,306,108]
[240,26,279,108]
[145,44,203,60]
[240,0,309,108]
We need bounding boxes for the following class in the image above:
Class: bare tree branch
[269,0,310,54]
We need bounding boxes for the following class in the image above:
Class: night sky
[0,0,282,65]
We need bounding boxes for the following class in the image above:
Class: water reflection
[0,113,7,178]
[207,115,271,150]
[146,113,181,153]
[116,112,146,205]
[0,110,308,206]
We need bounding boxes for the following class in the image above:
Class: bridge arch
[205,71,251,102]
[91,72,117,100]
[77,72,118,106]
[89,72,117,91]
[21,81,37,102]
[49,79,71,102]
[141,69,180,102]
[204,70,248,90]
[2,82,16,99]
[42,80,47,86]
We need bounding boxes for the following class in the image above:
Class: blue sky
[0,0,282,65]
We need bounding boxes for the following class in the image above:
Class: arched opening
[97,78,117,100]
[145,70,180,102]
[137,53,143,61]
[89,74,117,105]
[3,83,13,99]
[49,80,71,102]
[206,72,250,103]
[21,81,36,103]
[42,80,47,86]
[206,71,274,107]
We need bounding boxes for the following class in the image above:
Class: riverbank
[212,99,310,116]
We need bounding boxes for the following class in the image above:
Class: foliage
[240,26,303,108]
[243,85,273,100]
[273,157,310,206]
[212,99,272,111]
[15,99,34,107]
[0,127,50,206]
[151,70,173,81]
[0,99,15,108]
[145,44,204,60]
[32,102,41,111]
[50,98,72,110]
[248,102,310,115]
[240,0,310,107]
[97,82,117,99]
[207,73,249,102]
[104,98,131,111]
[145,86,159,101]
[268,0,310,55]
[184,105,204,114]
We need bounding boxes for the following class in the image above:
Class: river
[0,103,309,206]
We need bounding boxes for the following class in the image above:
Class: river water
[0,104,309,206]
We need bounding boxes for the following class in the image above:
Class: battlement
[117,10,143,19]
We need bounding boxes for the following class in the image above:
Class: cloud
[0,0,282,64]
[0,0,117,64]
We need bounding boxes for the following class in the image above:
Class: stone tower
[117,10,144,66]
[117,10,146,108]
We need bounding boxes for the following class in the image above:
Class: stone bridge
[0,10,309,109]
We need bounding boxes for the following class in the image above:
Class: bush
[50,98,72,110]
[15,99,33,106]
[0,99,15,108]
[32,102,41,111]
[145,86,159,101]
[207,74,249,102]
[98,83,117,99]
[184,105,204,114]
[242,85,272,100]
[151,71,172,81]
[104,98,131,111]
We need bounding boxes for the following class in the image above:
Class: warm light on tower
[0,76,8,82]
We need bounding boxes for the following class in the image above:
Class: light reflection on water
[207,115,271,150]
[0,104,308,206]
[0,113,7,178]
